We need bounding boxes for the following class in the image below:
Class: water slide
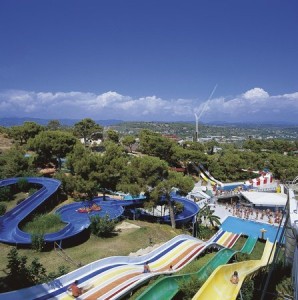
[0,230,241,300]
[198,164,223,186]
[192,239,275,300]
[0,177,128,245]
[0,234,207,300]
[192,163,251,191]
[135,235,257,300]
[0,178,200,245]
[0,177,62,244]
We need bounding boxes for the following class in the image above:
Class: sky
[0,0,298,124]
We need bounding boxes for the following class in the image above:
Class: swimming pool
[220,216,283,243]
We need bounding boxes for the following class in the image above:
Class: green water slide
[240,235,258,254]
[135,236,258,300]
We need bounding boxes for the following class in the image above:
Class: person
[230,271,239,284]
[68,280,83,298]
[168,265,173,271]
[143,261,151,273]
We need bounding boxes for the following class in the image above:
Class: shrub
[0,202,7,215]
[0,186,11,201]
[89,214,117,237]
[31,233,45,252]
[47,265,69,281]
[4,248,68,292]
[197,224,215,240]
[237,278,254,300]
[178,275,204,299]
[22,214,64,235]
[174,201,184,214]
[17,178,30,192]
[28,188,38,196]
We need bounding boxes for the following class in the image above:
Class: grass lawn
[21,214,66,234]
[3,192,28,212]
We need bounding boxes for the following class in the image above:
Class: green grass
[232,236,247,251]
[176,252,216,275]
[21,214,65,234]
[5,192,28,211]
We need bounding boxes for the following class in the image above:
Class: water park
[0,170,297,300]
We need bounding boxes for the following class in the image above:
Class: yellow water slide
[192,240,276,300]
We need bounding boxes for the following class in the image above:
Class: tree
[0,186,12,202]
[106,129,119,143]
[151,171,194,229]
[73,118,103,147]
[9,122,43,145]
[121,135,136,152]
[196,204,221,228]
[6,248,29,289]
[139,129,175,163]
[4,248,68,291]
[47,119,62,131]
[89,215,117,237]
[66,144,101,199]
[118,155,193,228]
[117,155,168,197]
[95,142,128,199]
[0,147,33,178]
[66,142,127,200]
[28,131,77,169]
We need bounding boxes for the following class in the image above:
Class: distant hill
[205,121,298,127]
[0,117,123,127]
[0,117,296,128]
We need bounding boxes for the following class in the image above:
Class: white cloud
[243,87,269,100]
[0,87,297,123]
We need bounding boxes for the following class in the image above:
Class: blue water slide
[160,196,200,224]
[0,177,200,245]
[0,177,61,244]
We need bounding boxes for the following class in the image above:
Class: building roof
[241,191,287,207]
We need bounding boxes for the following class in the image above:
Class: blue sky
[0,0,298,123]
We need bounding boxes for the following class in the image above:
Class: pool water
[220,216,283,243]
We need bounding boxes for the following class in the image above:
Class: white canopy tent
[241,191,287,207]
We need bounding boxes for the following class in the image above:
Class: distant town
[1,117,297,143]
[110,121,298,142]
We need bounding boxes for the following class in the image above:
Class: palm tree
[197,204,221,228]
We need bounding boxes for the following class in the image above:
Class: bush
[237,278,254,300]
[178,275,204,299]
[174,201,184,214]
[17,178,30,192]
[47,265,69,281]
[28,188,38,196]
[0,202,7,215]
[22,214,64,235]
[197,224,216,240]
[3,248,68,292]
[0,186,12,201]
[89,214,117,237]
[31,233,45,252]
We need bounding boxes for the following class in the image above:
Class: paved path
[212,203,284,227]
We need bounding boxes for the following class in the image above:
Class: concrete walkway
[212,202,284,227]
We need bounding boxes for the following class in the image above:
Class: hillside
[0,133,13,152]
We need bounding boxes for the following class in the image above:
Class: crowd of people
[224,202,283,225]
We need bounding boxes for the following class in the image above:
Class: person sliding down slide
[68,280,83,298]
[68,280,94,298]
